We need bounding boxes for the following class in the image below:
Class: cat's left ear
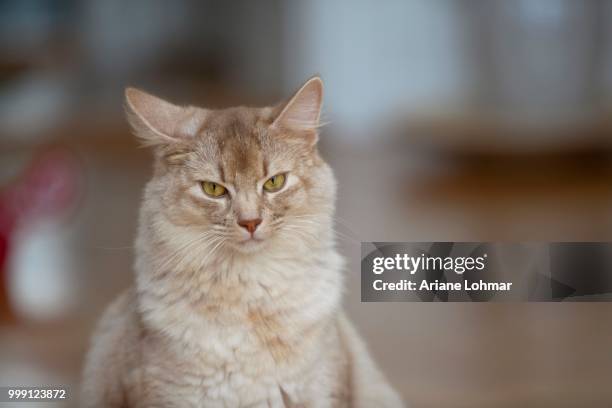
[272,76,323,142]
[125,88,192,147]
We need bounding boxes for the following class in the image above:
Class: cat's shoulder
[81,288,143,405]
[97,288,138,328]
[89,287,143,355]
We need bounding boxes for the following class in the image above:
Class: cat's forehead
[189,107,295,182]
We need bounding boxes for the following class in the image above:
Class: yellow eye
[201,181,227,197]
[263,173,286,192]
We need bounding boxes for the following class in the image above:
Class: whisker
[91,245,135,251]
[155,231,223,273]
[293,213,363,241]
[195,235,227,271]
[283,216,363,245]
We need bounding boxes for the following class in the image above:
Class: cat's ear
[125,88,188,147]
[272,76,323,135]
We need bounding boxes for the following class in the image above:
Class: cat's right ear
[125,88,186,147]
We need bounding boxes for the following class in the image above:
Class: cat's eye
[263,173,286,192]
[201,181,227,198]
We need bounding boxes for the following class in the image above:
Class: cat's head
[126,77,336,255]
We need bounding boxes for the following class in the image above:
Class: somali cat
[81,77,403,407]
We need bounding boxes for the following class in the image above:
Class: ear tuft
[124,88,184,147]
[272,76,323,132]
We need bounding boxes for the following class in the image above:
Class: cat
[81,77,404,407]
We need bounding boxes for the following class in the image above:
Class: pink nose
[238,218,262,235]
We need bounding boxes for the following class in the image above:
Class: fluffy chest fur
[132,233,346,406]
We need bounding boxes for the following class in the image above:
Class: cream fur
[81,79,403,407]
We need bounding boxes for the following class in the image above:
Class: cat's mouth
[234,236,267,252]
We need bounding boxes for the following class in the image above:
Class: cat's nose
[238,218,262,235]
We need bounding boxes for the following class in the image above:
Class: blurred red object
[0,148,80,322]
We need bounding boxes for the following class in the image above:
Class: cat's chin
[231,237,268,254]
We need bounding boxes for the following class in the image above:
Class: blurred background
[1,0,612,407]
